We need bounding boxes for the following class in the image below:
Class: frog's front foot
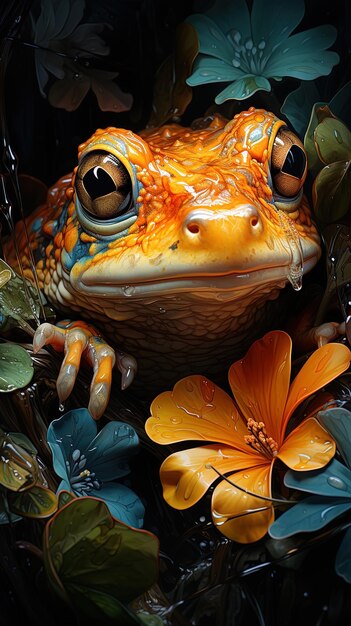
[33,321,137,419]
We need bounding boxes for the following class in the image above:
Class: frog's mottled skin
[6,108,321,392]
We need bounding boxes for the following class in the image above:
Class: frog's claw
[33,322,137,419]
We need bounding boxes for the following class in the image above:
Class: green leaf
[0,343,34,392]
[43,497,159,611]
[58,490,75,508]
[8,484,58,518]
[8,432,38,456]
[314,117,351,164]
[313,160,351,222]
[304,103,330,175]
[0,429,38,491]
[318,407,351,468]
[137,613,165,625]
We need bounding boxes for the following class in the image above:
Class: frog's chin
[71,254,317,300]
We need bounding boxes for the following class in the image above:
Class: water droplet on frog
[122,285,135,297]
[327,476,348,490]
[199,515,206,523]
[170,417,182,424]
[159,307,166,314]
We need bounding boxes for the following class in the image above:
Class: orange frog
[4,108,337,418]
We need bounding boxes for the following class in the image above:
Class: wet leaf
[314,117,351,164]
[43,497,159,616]
[8,432,38,456]
[0,490,22,525]
[0,429,38,491]
[68,586,143,624]
[304,104,333,175]
[58,490,75,508]
[313,160,351,222]
[0,343,34,392]
[0,259,40,333]
[269,495,351,538]
[148,22,198,127]
[335,527,351,583]
[8,484,58,518]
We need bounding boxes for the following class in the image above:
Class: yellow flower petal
[283,342,351,431]
[211,465,274,543]
[147,375,248,449]
[278,417,335,470]
[229,331,291,443]
[160,445,266,509]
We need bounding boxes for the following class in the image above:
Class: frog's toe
[314,321,346,347]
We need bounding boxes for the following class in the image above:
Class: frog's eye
[271,128,307,198]
[75,151,132,219]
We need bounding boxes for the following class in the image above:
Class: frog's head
[59,108,320,302]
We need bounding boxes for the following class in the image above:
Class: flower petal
[48,72,90,111]
[86,422,139,481]
[283,342,351,427]
[284,458,351,497]
[229,331,291,444]
[91,77,133,113]
[47,408,97,481]
[146,375,248,450]
[159,444,264,510]
[269,495,351,539]
[278,418,335,471]
[206,0,251,41]
[252,0,305,54]
[186,55,244,87]
[265,26,339,79]
[211,465,274,543]
[214,75,271,103]
[186,15,234,62]
[336,527,351,583]
[90,483,144,528]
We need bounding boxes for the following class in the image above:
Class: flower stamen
[244,418,278,458]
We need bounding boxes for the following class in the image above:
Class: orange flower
[145,331,351,543]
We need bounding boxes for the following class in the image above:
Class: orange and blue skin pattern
[4,108,323,417]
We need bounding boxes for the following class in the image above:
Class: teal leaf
[284,459,351,498]
[91,483,144,528]
[186,55,243,86]
[269,495,351,539]
[318,408,351,469]
[335,527,351,583]
[330,81,351,129]
[281,83,322,136]
[0,343,34,392]
[185,15,233,62]
[215,75,271,103]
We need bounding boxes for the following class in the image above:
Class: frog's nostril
[186,222,200,234]
[250,215,259,228]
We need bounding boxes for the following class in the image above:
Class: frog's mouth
[71,252,318,300]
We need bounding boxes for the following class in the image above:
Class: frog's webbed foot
[33,321,137,419]
[290,320,346,354]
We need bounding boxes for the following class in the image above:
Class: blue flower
[186,0,339,103]
[47,408,144,528]
[269,407,351,583]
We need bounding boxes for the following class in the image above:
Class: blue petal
[47,408,97,480]
[215,75,271,103]
[90,483,145,528]
[269,496,351,539]
[186,15,234,62]
[265,26,339,79]
[205,0,251,41]
[336,527,351,583]
[252,0,305,55]
[284,459,351,498]
[57,479,72,494]
[86,421,140,481]
[186,55,244,87]
[318,408,351,469]
[281,82,321,136]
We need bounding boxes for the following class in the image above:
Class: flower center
[226,31,267,74]
[244,419,278,459]
[66,448,102,495]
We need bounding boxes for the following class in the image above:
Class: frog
[3,107,340,419]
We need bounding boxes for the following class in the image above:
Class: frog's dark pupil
[83,167,116,199]
[281,146,306,178]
